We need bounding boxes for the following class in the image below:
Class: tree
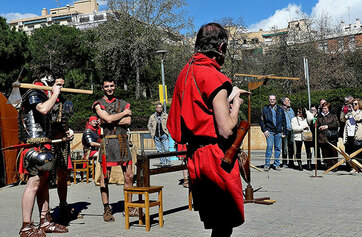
[106,0,192,98]
[29,25,93,89]
[0,16,29,96]
[219,17,247,78]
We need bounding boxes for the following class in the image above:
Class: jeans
[265,132,282,167]
[282,130,294,164]
[154,134,170,164]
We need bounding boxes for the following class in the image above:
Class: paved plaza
[1,152,361,237]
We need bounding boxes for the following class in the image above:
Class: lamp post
[156,50,167,113]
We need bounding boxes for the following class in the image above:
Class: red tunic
[167,53,244,229]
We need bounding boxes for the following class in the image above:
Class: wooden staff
[17,83,93,94]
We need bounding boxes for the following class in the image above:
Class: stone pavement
[1,152,362,237]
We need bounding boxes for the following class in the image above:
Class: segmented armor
[93,98,132,163]
[50,96,74,169]
[82,129,99,150]
[18,89,54,175]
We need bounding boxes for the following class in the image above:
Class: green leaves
[0,17,30,96]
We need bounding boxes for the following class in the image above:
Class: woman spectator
[292,108,314,171]
[349,98,362,172]
[340,99,357,159]
[316,102,340,171]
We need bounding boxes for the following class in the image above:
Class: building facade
[9,0,110,34]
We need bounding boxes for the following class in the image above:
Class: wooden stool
[72,160,89,184]
[124,186,163,231]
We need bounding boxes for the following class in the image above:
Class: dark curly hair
[32,66,52,80]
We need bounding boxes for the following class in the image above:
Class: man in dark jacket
[259,94,287,171]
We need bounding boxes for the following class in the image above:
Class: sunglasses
[353,103,358,105]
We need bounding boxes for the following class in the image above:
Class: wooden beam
[235,73,299,80]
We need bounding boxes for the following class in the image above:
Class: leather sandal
[19,222,46,237]
[128,207,144,217]
[103,206,115,222]
[183,178,189,188]
[39,217,68,233]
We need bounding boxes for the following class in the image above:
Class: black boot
[307,153,312,171]
[307,160,312,171]
[288,161,294,169]
[298,161,303,171]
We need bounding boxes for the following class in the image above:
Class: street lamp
[156,50,167,113]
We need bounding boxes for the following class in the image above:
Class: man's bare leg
[123,164,134,202]
[57,168,82,221]
[123,164,140,217]
[56,168,68,204]
[35,172,68,233]
[22,175,40,223]
[20,175,46,237]
[100,169,114,222]
[36,173,50,220]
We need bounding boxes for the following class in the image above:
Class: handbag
[296,117,313,142]
[327,129,338,140]
[302,131,313,141]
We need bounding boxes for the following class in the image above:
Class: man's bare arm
[36,83,61,114]
[118,116,131,126]
[94,105,132,124]
[213,89,242,139]
[90,142,100,147]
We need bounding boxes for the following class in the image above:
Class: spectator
[318,99,326,115]
[292,108,314,171]
[316,102,340,171]
[281,97,295,168]
[148,102,170,166]
[308,105,325,167]
[345,98,362,172]
[339,95,354,139]
[259,94,287,171]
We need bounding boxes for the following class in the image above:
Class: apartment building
[9,0,110,34]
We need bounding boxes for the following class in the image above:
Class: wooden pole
[18,83,93,94]
[247,86,251,175]
[235,73,299,81]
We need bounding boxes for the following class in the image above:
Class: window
[80,17,89,23]
[94,15,104,21]
[251,38,259,44]
[349,36,356,51]
[338,37,344,51]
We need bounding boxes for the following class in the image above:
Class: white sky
[249,0,362,31]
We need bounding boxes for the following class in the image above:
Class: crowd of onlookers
[260,95,362,173]
[82,94,362,175]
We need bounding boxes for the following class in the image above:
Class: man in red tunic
[167,23,249,236]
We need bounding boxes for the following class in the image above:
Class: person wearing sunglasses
[341,98,362,172]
